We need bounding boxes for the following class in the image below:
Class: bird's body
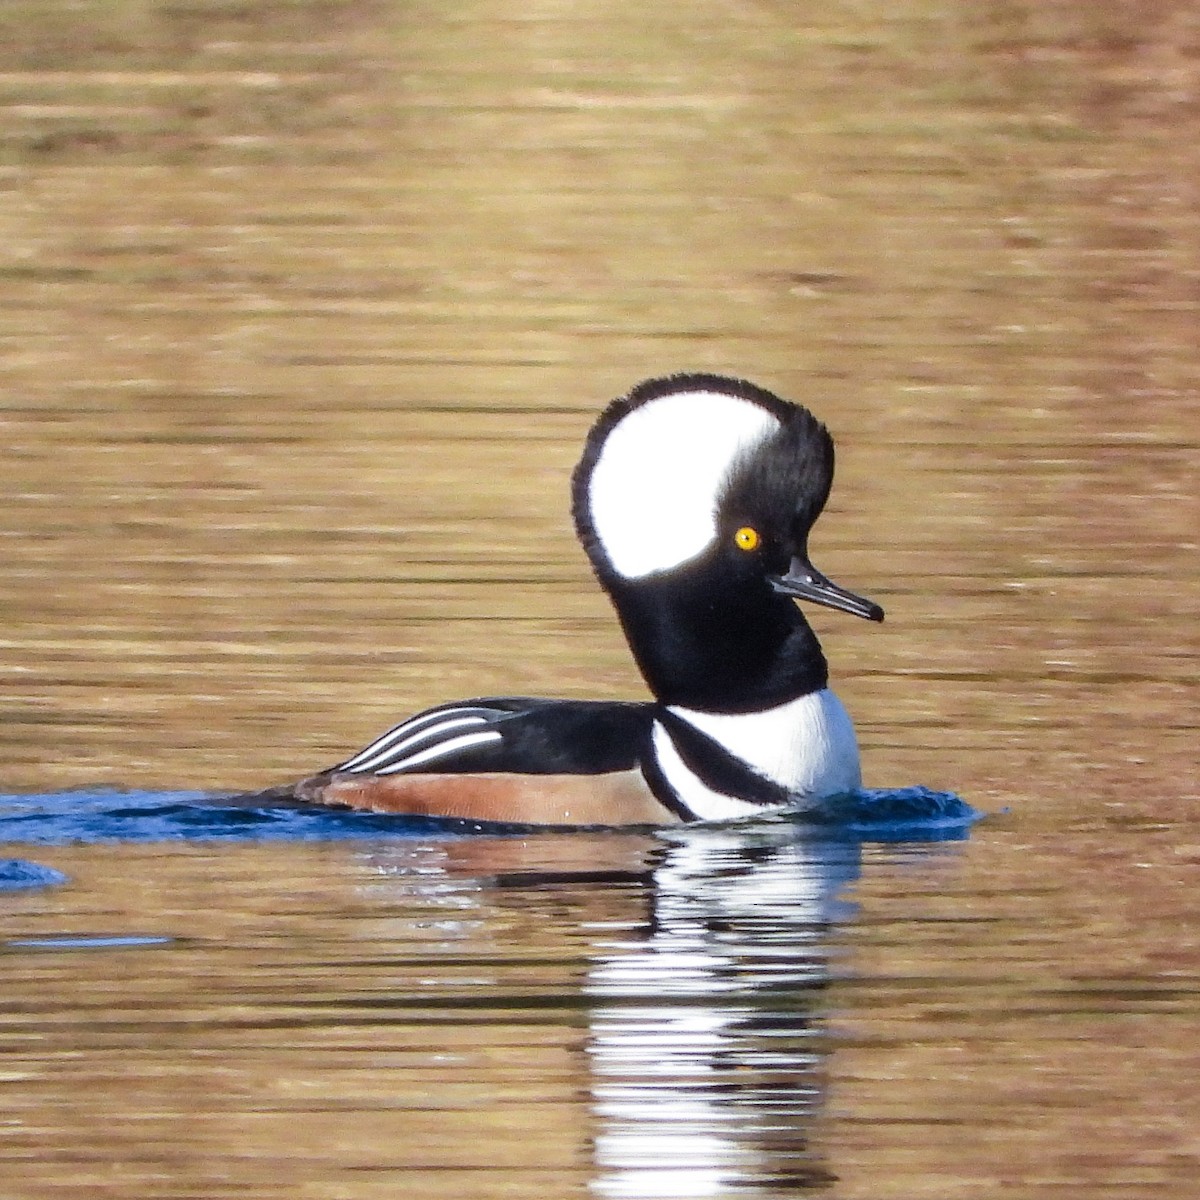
[283,374,884,826]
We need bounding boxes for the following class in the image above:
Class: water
[1,1,1198,1196]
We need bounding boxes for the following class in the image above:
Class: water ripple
[0,786,978,846]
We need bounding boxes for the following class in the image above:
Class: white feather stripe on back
[338,709,465,770]
[338,706,501,772]
[342,714,493,773]
[373,729,504,774]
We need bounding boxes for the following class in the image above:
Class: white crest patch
[669,688,862,799]
[586,389,781,579]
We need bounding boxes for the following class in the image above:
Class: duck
[280,374,884,826]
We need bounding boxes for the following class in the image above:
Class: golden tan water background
[0,2,1197,1197]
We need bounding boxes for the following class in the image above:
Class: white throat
[670,689,862,804]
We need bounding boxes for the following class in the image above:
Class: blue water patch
[6,934,174,950]
[801,786,981,842]
[0,857,70,890]
[0,788,473,845]
[0,785,978,846]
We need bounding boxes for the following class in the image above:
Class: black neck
[606,572,829,713]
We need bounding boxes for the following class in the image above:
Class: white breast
[669,689,863,800]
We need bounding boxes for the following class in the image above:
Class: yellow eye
[734,526,760,552]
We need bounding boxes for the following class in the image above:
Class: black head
[574,374,880,615]
[571,374,881,710]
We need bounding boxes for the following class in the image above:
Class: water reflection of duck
[277,375,884,825]
[357,820,861,1196]
[586,824,858,1195]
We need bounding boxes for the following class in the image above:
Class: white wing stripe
[343,715,491,773]
[373,729,503,774]
[339,708,495,772]
[338,712,449,770]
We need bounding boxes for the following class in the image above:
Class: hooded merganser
[283,374,884,825]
